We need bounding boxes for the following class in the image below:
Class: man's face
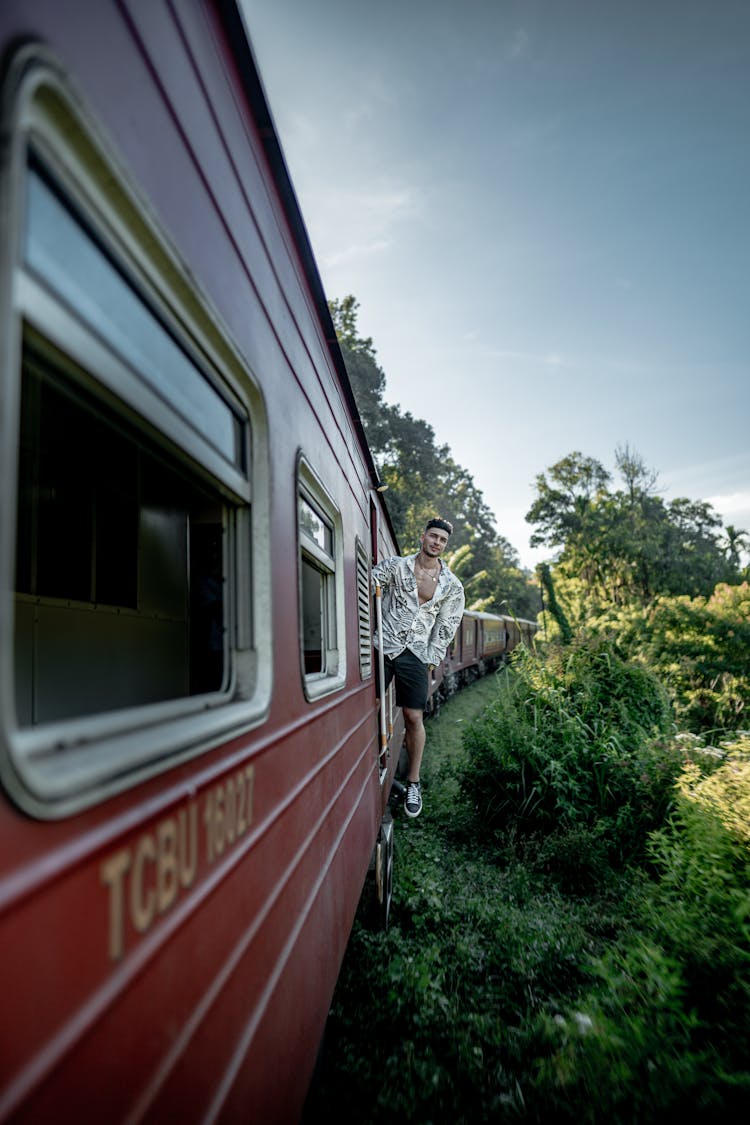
[421,527,450,556]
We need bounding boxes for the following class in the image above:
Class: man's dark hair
[425,517,453,536]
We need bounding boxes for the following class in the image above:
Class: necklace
[417,559,440,582]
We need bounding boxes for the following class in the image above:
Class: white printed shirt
[372,553,465,667]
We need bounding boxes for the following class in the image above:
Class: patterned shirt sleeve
[426,578,465,666]
[371,555,399,592]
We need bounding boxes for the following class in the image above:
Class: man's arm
[371,555,399,593]
[426,582,465,666]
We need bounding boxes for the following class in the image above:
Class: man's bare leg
[403,706,426,781]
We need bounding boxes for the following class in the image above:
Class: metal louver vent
[356,540,372,679]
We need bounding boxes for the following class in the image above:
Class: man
[372,517,465,817]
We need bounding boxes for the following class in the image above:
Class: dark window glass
[300,556,324,674]
[14,352,228,725]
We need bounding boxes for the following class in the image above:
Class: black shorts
[375,648,429,711]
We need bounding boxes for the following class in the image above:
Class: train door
[370,498,390,782]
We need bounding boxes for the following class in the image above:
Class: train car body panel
[475,611,509,661]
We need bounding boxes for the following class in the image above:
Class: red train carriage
[432,609,537,707]
[0,2,402,1121]
[441,611,494,697]
[445,611,481,687]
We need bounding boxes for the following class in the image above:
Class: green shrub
[459,640,678,866]
[526,822,612,896]
[520,736,750,1120]
[643,736,750,1065]
[307,827,622,1124]
[305,680,750,1124]
[522,941,716,1122]
[586,582,750,735]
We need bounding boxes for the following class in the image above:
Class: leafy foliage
[527,446,737,609]
[584,582,750,734]
[537,561,572,644]
[324,299,750,1118]
[459,640,677,866]
[530,733,750,1121]
[303,678,616,1123]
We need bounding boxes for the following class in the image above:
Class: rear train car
[430,609,538,709]
[0,2,401,1121]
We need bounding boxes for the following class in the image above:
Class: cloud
[707,491,750,515]
[358,187,418,219]
[544,351,565,368]
[487,347,574,370]
[343,102,374,129]
[510,27,529,58]
[282,110,320,151]
[706,491,750,531]
[323,239,391,268]
[307,182,421,272]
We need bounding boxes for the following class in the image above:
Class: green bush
[586,582,750,735]
[524,822,612,896]
[304,679,750,1124]
[521,737,750,1120]
[644,736,750,1065]
[458,640,678,868]
[522,940,713,1122]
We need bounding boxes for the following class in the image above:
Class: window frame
[297,457,346,700]
[0,46,272,817]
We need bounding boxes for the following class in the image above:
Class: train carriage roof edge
[214,0,400,551]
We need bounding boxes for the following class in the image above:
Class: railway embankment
[305,653,750,1123]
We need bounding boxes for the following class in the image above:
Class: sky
[240,0,750,569]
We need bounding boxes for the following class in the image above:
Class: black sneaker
[404,780,422,818]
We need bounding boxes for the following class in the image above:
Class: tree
[661,497,729,596]
[330,296,393,455]
[526,448,733,611]
[721,524,750,572]
[443,543,493,611]
[537,562,572,644]
[585,583,750,734]
[615,442,659,502]
[526,452,611,549]
[329,294,376,358]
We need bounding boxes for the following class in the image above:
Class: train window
[0,51,271,816]
[298,460,346,699]
[355,539,372,680]
[15,351,228,720]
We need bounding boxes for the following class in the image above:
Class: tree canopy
[527,445,738,609]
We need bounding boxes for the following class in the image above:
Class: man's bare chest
[415,565,440,605]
